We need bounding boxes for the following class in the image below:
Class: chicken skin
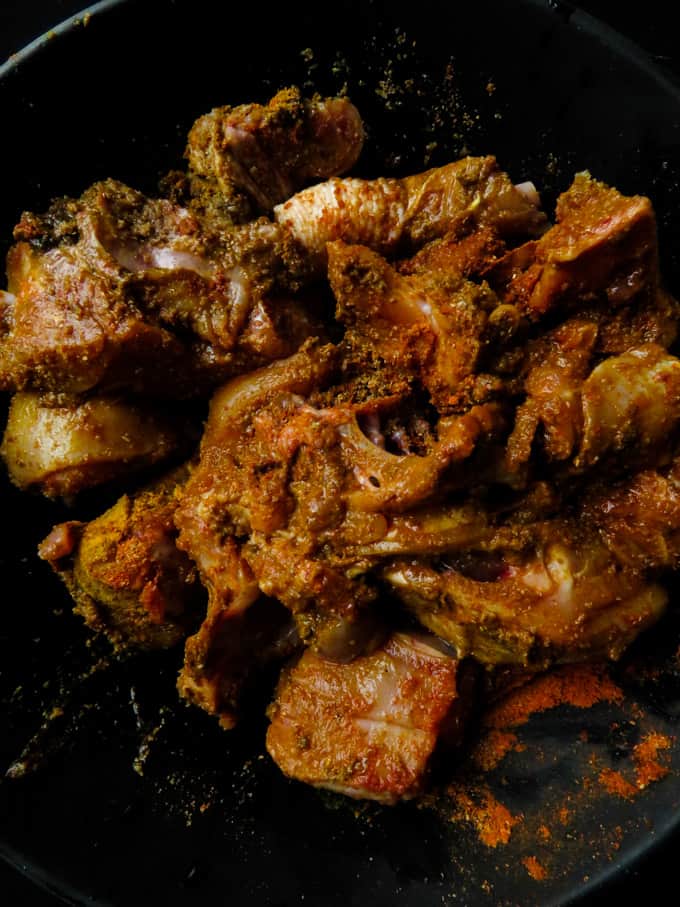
[275,155,548,273]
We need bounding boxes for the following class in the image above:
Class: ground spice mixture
[482,664,624,731]
[598,768,638,800]
[441,658,675,885]
[448,785,521,848]
[522,855,548,881]
[633,731,672,788]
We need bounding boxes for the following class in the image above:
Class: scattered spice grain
[522,856,548,881]
[483,665,624,731]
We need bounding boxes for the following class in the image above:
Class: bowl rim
[0,0,123,78]
[2,0,680,100]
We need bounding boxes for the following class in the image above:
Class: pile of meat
[3,88,680,804]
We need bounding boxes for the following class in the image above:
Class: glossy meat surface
[266,633,463,803]
[1,392,183,498]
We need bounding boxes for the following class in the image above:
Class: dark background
[0,1,679,904]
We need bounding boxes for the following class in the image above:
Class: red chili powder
[598,768,638,800]
[450,786,521,847]
[470,729,519,771]
[523,856,548,881]
[633,732,672,788]
[483,664,624,731]
[598,732,672,799]
[558,806,571,825]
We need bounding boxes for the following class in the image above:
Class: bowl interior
[2,1,680,905]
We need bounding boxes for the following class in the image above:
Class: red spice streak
[450,786,520,847]
[483,664,624,731]
[523,856,548,881]
[633,731,671,788]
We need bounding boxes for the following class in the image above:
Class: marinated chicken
[275,155,548,274]
[5,89,680,806]
[1,392,185,498]
[39,467,203,650]
[485,172,658,318]
[266,632,470,803]
[0,182,316,397]
[186,87,364,223]
[382,505,669,669]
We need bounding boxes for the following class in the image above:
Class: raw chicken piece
[0,180,315,397]
[179,590,299,729]
[1,392,183,498]
[384,535,666,669]
[383,454,680,669]
[506,339,680,476]
[187,87,364,221]
[275,156,548,273]
[578,344,680,467]
[266,632,471,803]
[486,172,659,318]
[39,466,203,650]
[327,240,502,409]
[176,339,504,668]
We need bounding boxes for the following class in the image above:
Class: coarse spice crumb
[470,729,519,771]
[449,785,521,847]
[482,664,624,730]
[598,768,638,800]
[523,855,548,881]
[633,731,672,788]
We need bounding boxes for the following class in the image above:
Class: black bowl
[3,2,680,905]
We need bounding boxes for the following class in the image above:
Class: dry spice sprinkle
[449,785,521,847]
[482,664,624,731]
[633,731,672,788]
[522,855,548,881]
